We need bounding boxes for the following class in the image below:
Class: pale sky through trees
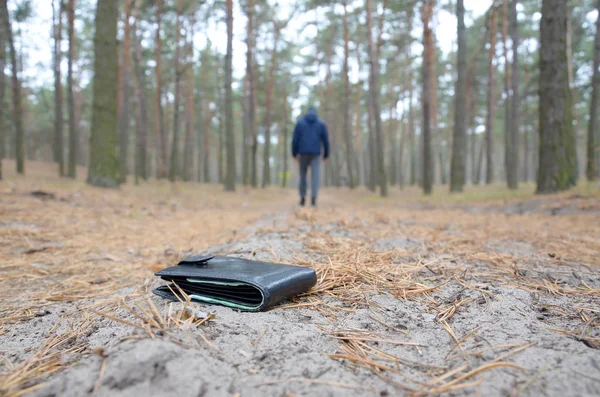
[19,0,492,90]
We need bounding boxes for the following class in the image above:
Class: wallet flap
[178,255,215,266]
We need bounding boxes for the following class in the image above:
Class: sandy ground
[1,165,600,397]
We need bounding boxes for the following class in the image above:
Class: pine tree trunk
[486,5,497,184]
[262,26,280,188]
[132,1,148,182]
[116,0,132,182]
[343,0,356,188]
[224,0,235,191]
[466,17,488,184]
[566,8,579,183]
[366,0,388,197]
[450,0,467,192]
[88,0,119,187]
[281,92,290,188]
[398,110,406,188]
[67,0,77,178]
[2,0,24,174]
[52,0,64,176]
[169,0,183,182]
[537,0,577,193]
[0,3,4,180]
[245,0,256,187]
[183,16,195,182]
[502,0,516,188]
[509,0,520,189]
[587,0,600,182]
[388,104,397,187]
[420,0,434,195]
[154,0,167,179]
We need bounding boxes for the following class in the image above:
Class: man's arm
[321,122,330,160]
[292,122,300,158]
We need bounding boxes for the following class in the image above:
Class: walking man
[292,105,330,206]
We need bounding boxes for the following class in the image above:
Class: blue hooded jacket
[292,107,330,159]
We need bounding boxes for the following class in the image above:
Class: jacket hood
[304,109,318,124]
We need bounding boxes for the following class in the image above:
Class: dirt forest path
[1,169,600,396]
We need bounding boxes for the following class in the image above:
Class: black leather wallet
[153,255,317,311]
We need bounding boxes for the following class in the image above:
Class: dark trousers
[299,154,320,199]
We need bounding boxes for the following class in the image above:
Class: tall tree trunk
[262,26,280,188]
[74,73,86,166]
[248,4,258,188]
[52,0,64,176]
[132,0,147,182]
[405,21,416,186]
[183,16,195,182]
[450,0,467,192]
[508,0,519,189]
[566,7,579,183]
[467,15,489,184]
[398,107,406,188]
[0,2,4,179]
[244,0,256,187]
[420,0,434,195]
[537,0,576,193]
[343,0,356,188]
[366,0,388,197]
[200,50,211,183]
[154,0,167,178]
[521,61,531,182]
[281,93,290,188]
[388,101,398,187]
[169,0,183,182]
[588,0,600,182]
[2,0,23,174]
[203,104,211,183]
[486,5,498,184]
[88,0,119,187]
[117,0,132,182]
[67,0,77,178]
[224,0,235,191]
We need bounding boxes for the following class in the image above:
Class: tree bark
[2,0,24,174]
[537,0,577,193]
[132,0,147,182]
[0,2,5,179]
[52,0,64,176]
[450,0,467,192]
[421,0,434,195]
[244,0,256,187]
[183,16,195,182]
[67,0,77,178]
[587,0,600,182]
[0,39,4,179]
[508,0,520,189]
[116,0,132,182]
[566,7,580,183]
[262,23,281,188]
[366,0,388,197]
[343,0,356,188]
[281,91,290,187]
[405,10,416,186]
[169,0,183,182]
[154,0,167,179]
[224,0,235,191]
[88,0,119,187]
[466,12,489,184]
[486,4,497,184]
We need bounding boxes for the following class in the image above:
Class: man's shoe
[300,197,306,207]
[311,197,317,207]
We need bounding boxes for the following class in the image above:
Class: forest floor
[1,160,600,397]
